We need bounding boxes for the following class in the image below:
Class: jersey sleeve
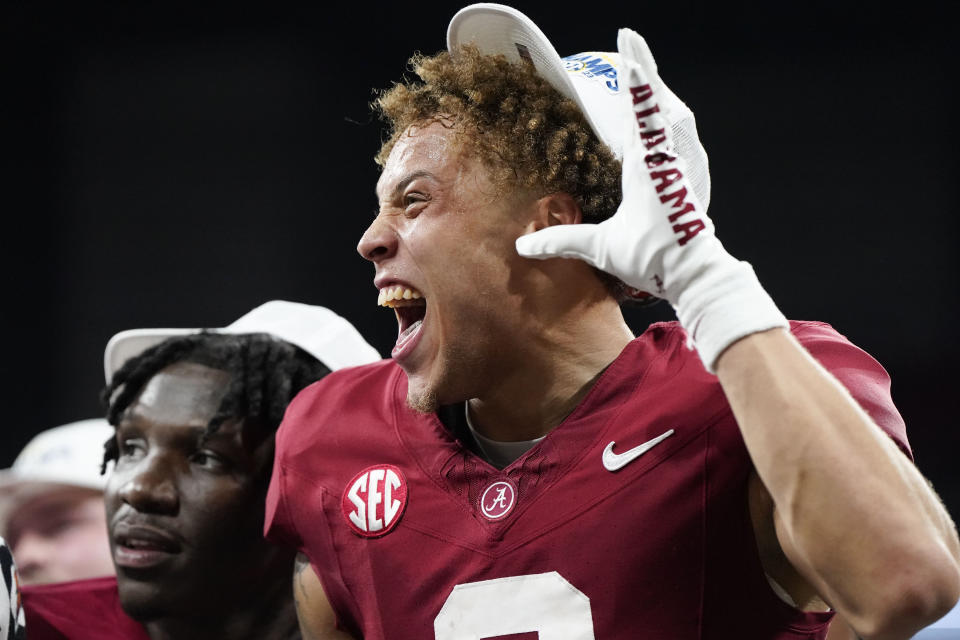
[263,382,317,551]
[789,320,911,459]
[263,450,299,550]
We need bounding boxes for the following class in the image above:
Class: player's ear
[524,192,582,234]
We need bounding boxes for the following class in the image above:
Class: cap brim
[0,480,104,531]
[103,328,200,384]
[103,300,382,383]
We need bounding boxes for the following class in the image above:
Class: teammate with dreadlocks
[20,301,380,640]
[99,332,327,470]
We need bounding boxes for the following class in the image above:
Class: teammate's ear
[525,192,582,234]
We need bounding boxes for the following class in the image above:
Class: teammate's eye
[190,450,228,472]
[118,438,146,461]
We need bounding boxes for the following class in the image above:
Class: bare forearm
[293,554,356,640]
[716,328,960,637]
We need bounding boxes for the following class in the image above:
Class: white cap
[103,300,382,384]
[0,419,115,529]
[447,3,711,211]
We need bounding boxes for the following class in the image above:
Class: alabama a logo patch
[479,479,517,521]
[342,464,408,538]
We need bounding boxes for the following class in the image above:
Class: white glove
[516,28,787,372]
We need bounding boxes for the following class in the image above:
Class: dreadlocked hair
[100,332,331,472]
[374,44,626,298]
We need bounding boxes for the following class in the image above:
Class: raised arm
[719,328,959,638]
[293,553,357,640]
[516,27,960,639]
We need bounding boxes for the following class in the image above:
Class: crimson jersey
[20,576,149,640]
[266,321,909,639]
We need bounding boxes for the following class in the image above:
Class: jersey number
[435,572,595,639]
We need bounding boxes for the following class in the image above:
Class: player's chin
[405,379,440,414]
[397,332,439,401]
[402,342,470,413]
[115,572,181,621]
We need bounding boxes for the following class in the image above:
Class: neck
[144,570,299,640]
[468,292,633,441]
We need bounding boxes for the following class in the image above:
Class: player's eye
[118,438,146,461]
[403,192,429,217]
[190,449,228,472]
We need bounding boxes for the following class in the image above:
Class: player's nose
[10,531,52,585]
[117,455,179,515]
[357,215,399,263]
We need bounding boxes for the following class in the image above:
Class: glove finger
[515,224,605,268]
[617,28,660,93]
[618,32,671,148]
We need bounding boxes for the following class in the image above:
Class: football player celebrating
[266,5,960,639]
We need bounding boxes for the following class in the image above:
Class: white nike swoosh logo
[602,429,675,472]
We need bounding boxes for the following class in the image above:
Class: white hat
[447,3,711,211]
[104,300,381,383]
[0,419,115,528]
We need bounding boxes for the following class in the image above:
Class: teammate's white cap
[103,300,381,383]
[0,419,114,529]
[447,3,711,211]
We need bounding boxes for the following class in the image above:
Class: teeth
[378,285,425,307]
[127,539,156,549]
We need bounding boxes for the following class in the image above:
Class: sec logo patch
[479,479,516,521]
[342,464,408,537]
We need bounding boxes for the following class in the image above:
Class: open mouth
[379,285,427,359]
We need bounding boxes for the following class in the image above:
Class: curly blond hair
[374,45,622,225]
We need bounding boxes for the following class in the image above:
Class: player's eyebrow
[377,170,436,202]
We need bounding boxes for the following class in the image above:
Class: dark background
[3,3,957,517]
